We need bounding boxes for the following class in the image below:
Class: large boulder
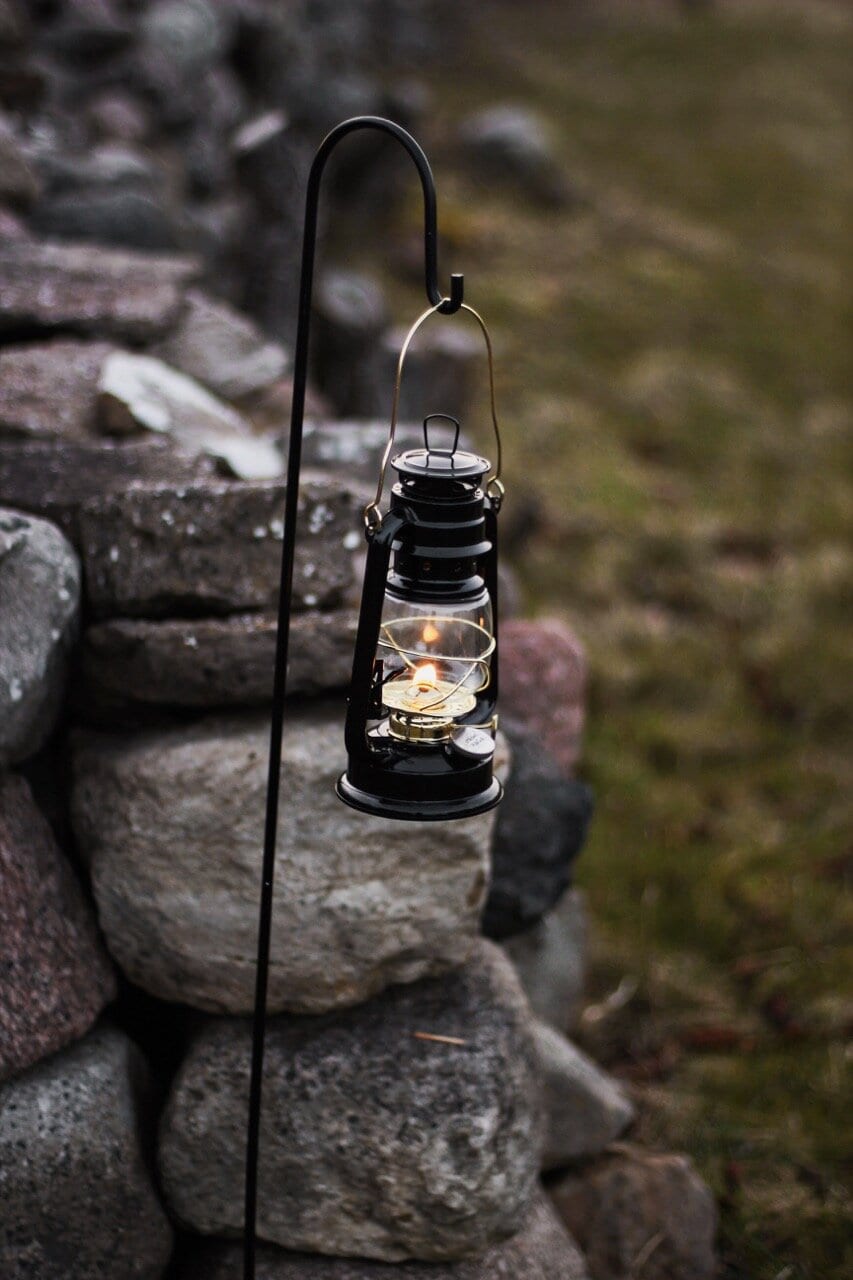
[158,942,542,1262]
[181,1191,589,1278]
[0,508,80,765]
[550,1146,717,1280]
[533,1022,634,1171]
[76,474,363,618]
[0,1025,174,1279]
[0,772,116,1083]
[70,704,505,1013]
[0,239,197,342]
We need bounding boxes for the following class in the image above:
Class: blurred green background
[384,2,852,1276]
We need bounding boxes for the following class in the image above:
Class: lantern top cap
[391,413,491,483]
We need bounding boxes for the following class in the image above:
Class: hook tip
[439,273,464,314]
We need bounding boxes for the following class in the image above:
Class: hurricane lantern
[339,400,503,819]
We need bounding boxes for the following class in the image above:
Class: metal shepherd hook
[244,116,464,1280]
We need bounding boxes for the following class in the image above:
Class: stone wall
[0,3,715,1278]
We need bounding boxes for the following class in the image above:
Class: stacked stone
[0,0,448,343]
[0,235,587,1277]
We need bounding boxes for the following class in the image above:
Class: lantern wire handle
[244,117,464,1280]
[363,300,504,534]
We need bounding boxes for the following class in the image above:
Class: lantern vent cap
[391,413,491,482]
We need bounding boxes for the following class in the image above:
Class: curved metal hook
[309,116,463,315]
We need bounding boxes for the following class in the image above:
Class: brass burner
[388,712,454,743]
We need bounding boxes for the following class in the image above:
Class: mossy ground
[361,1,852,1275]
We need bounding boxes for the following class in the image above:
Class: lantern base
[336,773,502,822]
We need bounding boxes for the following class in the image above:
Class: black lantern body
[337,415,502,821]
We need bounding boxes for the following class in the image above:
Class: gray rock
[77,474,361,618]
[377,322,484,424]
[504,888,588,1032]
[550,1145,717,1280]
[0,509,80,765]
[76,609,359,719]
[312,269,390,417]
[96,350,283,479]
[0,338,113,440]
[0,437,216,546]
[153,289,288,402]
[181,1191,589,1278]
[533,1022,634,1171]
[158,942,542,1261]
[70,704,505,1014]
[31,186,180,252]
[0,0,28,49]
[301,419,433,483]
[460,106,570,207]
[0,773,116,1084]
[31,142,157,197]
[40,0,134,60]
[0,113,39,208]
[484,733,593,940]
[0,239,197,342]
[0,206,28,240]
[139,0,228,80]
[0,1026,174,1279]
[87,90,150,143]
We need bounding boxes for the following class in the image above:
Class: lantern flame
[413,662,438,691]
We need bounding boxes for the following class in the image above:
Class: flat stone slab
[0,239,197,341]
[158,942,542,1262]
[0,338,114,440]
[77,474,365,618]
[70,703,505,1013]
[153,288,289,401]
[77,609,359,717]
[0,1026,174,1279]
[0,773,116,1084]
[0,507,80,764]
[0,437,216,545]
[181,1191,589,1278]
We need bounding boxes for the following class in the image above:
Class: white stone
[97,350,282,478]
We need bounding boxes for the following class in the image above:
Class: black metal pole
[243,116,463,1280]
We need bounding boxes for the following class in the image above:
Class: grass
[374,2,852,1275]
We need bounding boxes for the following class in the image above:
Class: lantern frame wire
[243,116,468,1280]
[364,300,504,533]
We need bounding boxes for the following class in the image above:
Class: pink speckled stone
[0,773,116,1083]
[499,618,587,775]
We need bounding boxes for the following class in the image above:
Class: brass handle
[363,300,504,532]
